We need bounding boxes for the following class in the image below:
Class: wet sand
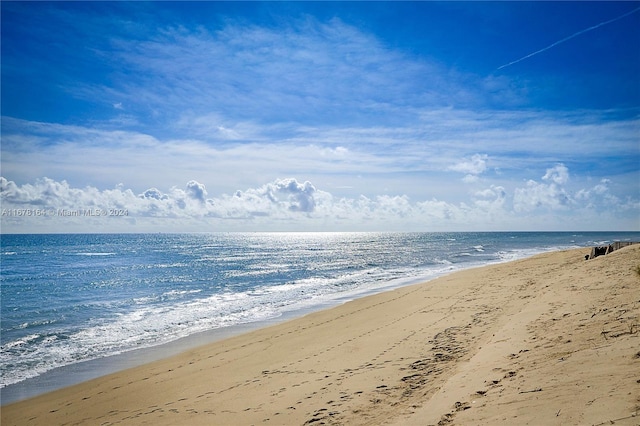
[2,245,639,425]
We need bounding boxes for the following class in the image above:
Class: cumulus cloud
[0,175,511,232]
[574,178,623,209]
[474,185,506,200]
[265,178,317,212]
[449,154,489,183]
[513,164,571,212]
[593,179,611,195]
[449,154,488,175]
[185,180,207,202]
[0,176,453,230]
[140,188,167,200]
[1,167,638,232]
[1,176,96,208]
[230,179,319,215]
[542,163,569,185]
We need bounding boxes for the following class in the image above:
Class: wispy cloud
[2,110,638,205]
[498,6,640,70]
[70,17,522,137]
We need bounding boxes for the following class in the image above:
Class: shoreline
[0,265,452,405]
[2,245,639,425]
[0,247,541,405]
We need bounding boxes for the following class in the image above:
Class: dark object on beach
[519,387,543,394]
[590,246,609,259]
[588,242,639,260]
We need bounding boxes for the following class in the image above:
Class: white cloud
[232,179,319,214]
[542,163,569,185]
[471,185,507,219]
[3,110,637,195]
[593,179,611,195]
[2,168,638,233]
[474,186,505,199]
[514,180,562,212]
[82,17,476,131]
[574,178,623,210]
[513,164,571,212]
[140,188,167,201]
[462,174,479,184]
[449,154,489,176]
[265,178,317,213]
[185,180,207,203]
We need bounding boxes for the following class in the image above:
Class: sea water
[1,232,638,403]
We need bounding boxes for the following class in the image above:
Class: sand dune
[2,245,639,425]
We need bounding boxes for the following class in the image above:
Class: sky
[1,1,639,233]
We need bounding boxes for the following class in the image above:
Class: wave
[2,333,41,350]
[3,231,638,392]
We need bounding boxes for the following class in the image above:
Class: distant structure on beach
[588,241,638,260]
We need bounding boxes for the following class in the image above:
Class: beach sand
[2,246,639,425]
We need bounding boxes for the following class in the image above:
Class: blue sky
[1,1,639,232]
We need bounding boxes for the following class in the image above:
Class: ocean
[1,232,638,404]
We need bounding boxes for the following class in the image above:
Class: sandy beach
[2,245,639,425]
